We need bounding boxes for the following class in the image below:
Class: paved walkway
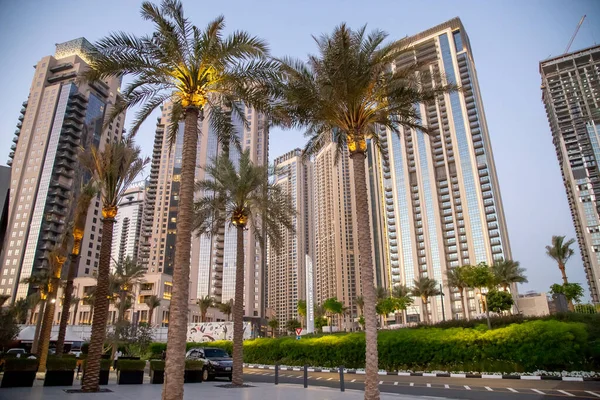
[0,381,453,400]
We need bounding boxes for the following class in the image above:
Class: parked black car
[186,347,232,381]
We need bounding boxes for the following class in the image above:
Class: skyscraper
[540,45,600,303]
[110,180,146,270]
[0,38,124,302]
[266,149,313,324]
[191,105,268,318]
[374,18,513,322]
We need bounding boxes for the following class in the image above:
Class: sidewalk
[0,382,454,400]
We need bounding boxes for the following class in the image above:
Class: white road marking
[296,375,302,379]
[327,378,332,381]
[316,377,322,380]
[444,384,450,389]
[394,382,398,386]
[426,383,431,388]
[485,386,493,391]
[585,391,600,398]
[507,388,518,393]
[464,385,471,390]
[409,382,414,386]
[379,381,383,384]
[557,390,575,397]
[351,379,356,383]
[531,389,545,395]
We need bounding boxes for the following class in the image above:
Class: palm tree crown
[197,295,214,322]
[491,259,528,291]
[411,277,440,323]
[545,235,575,285]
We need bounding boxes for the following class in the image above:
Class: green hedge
[150,360,165,371]
[116,359,146,371]
[185,360,204,371]
[46,357,77,371]
[146,320,594,372]
[5,358,39,371]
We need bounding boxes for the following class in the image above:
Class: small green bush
[150,360,165,371]
[5,358,38,372]
[46,357,77,371]
[81,342,89,354]
[185,360,204,371]
[116,359,146,371]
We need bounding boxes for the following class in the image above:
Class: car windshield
[204,349,229,358]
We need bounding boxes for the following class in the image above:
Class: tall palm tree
[275,24,455,400]
[545,236,575,285]
[57,182,96,355]
[297,299,307,328]
[445,266,470,320]
[194,150,294,386]
[79,140,147,392]
[218,299,233,322]
[268,319,279,338]
[376,287,388,301]
[10,299,30,324]
[391,285,411,324]
[85,3,277,397]
[21,270,49,354]
[491,259,528,292]
[197,295,214,322]
[411,277,440,324]
[145,295,162,326]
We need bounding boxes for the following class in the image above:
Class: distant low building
[516,292,550,317]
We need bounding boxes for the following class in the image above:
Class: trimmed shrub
[150,360,165,371]
[4,358,38,371]
[116,359,146,371]
[185,360,204,371]
[46,357,77,371]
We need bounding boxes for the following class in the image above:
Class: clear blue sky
[1,0,599,300]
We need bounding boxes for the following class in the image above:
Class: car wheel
[202,368,211,382]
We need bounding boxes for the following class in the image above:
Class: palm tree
[218,299,233,322]
[10,299,29,324]
[197,295,214,322]
[545,236,575,285]
[21,270,50,354]
[85,3,277,396]
[145,295,162,326]
[79,140,147,392]
[491,260,528,292]
[268,319,279,338]
[275,24,455,400]
[113,257,145,322]
[355,296,365,316]
[297,299,307,328]
[411,277,440,324]
[445,266,470,320]
[57,182,96,355]
[391,285,411,324]
[194,150,294,386]
[376,287,388,300]
[70,297,81,325]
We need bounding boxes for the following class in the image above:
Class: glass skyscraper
[540,45,600,303]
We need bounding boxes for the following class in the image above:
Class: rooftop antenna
[564,15,586,54]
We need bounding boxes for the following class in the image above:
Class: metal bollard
[339,365,345,392]
[275,364,279,385]
[304,364,308,388]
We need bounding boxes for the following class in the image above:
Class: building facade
[374,18,513,323]
[540,45,600,303]
[0,38,124,302]
[266,149,313,324]
[110,181,146,270]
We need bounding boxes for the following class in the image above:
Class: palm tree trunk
[81,213,116,392]
[422,297,428,324]
[73,300,79,325]
[232,225,245,386]
[162,107,199,400]
[559,263,569,285]
[148,308,154,327]
[57,253,79,355]
[349,152,379,400]
[39,265,63,372]
[31,300,46,354]
[459,289,468,320]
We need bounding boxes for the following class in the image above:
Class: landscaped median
[147,319,599,376]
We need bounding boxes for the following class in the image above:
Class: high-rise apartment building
[0,166,10,256]
[540,45,600,303]
[110,181,146,270]
[373,18,513,323]
[0,38,124,302]
[266,149,313,324]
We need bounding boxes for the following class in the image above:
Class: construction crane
[565,15,586,54]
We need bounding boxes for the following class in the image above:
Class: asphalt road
[242,368,600,400]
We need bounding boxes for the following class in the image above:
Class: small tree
[268,319,279,337]
[355,296,365,316]
[323,297,343,331]
[197,296,214,322]
[285,319,302,334]
[218,300,233,322]
[550,283,584,304]
[462,263,495,329]
[144,295,161,326]
[297,300,307,328]
[486,290,514,314]
[411,277,440,324]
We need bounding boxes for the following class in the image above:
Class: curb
[243,364,599,382]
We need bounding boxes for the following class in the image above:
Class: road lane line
[410,382,414,386]
[327,378,332,381]
[316,377,322,380]
[507,388,518,393]
[585,391,600,398]
[351,379,356,383]
[379,381,383,385]
[557,390,575,397]
[444,384,450,389]
[464,385,471,390]
[394,382,398,386]
[296,375,302,379]
[426,383,431,388]
[531,389,545,395]
[485,386,493,391]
